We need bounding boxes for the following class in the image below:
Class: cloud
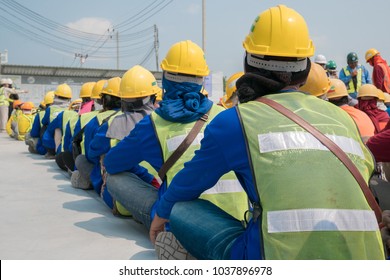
[66,17,112,34]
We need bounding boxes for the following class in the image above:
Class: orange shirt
[340,105,375,141]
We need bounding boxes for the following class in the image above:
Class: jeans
[75,155,94,184]
[170,199,245,260]
[107,172,158,230]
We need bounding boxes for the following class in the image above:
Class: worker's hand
[351,69,358,77]
[149,214,168,244]
[381,210,390,255]
[24,90,29,93]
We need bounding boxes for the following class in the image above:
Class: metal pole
[154,25,159,71]
[116,31,120,70]
[202,0,206,53]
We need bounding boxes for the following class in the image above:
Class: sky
[1,0,390,80]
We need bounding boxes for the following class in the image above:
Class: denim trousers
[75,155,94,183]
[107,172,158,230]
[170,199,245,260]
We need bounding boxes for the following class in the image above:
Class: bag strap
[257,97,383,225]
[158,112,210,181]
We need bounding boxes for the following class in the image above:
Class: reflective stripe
[166,133,204,152]
[258,131,364,159]
[202,179,244,195]
[268,209,378,233]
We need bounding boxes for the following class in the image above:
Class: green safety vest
[49,106,67,123]
[343,67,362,94]
[151,105,249,221]
[59,110,78,152]
[107,110,158,178]
[0,87,9,106]
[238,92,384,259]
[78,111,99,155]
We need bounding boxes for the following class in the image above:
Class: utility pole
[154,25,159,71]
[202,0,206,53]
[116,31,120,70]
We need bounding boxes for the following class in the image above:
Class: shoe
[155,232,197,260]
[71,170,92,190]
[44,153,56,159]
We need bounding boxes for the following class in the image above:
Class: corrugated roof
[0,64,162,79]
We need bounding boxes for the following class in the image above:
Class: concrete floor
[0,132,156,260]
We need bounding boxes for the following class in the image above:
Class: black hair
[101,94,121,110]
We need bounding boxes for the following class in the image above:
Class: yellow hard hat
[120,65,161,98]
[299,63,330,97]
[327,79,348,99]
[243,5,314,58]
[161,40,209,77]
[201,86,208,96]
[91,79,107,99]
[225,72,244,101]
[69,99,82,110]
[357,84,379,99]
[377,89,385,101]
[79,82,96,98]
[40,101,46,108]
[155,89,163,101]
[55,83,72,99]
[44,91,55,105]
[13,100,23,109]
[384,92,390,103]
[101,77,121,98]
[365,48,379,62]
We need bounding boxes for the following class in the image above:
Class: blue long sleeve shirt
[42,111,64,153]
[338,64,371,90]
[90,120,155,186]
[154,108,254,219]
[30,112,47,155]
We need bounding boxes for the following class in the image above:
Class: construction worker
[26,91,55,155]
[15,102,35,141]
[104,40,248,234]
[220,72,244,109]
[356,84,389,134]
[41,83,72,159]
[0,78,28,133]
[89,65,161,214]
[327,78,375,142]
[314,54,327,69]
[60,82,96,172]
[339,52,371,102]
[299,62,330,99]
[149,5,384,260]
[6,100,23,138]
[326,60,338,79]
[70,78,122,191]
[365,48,390,94]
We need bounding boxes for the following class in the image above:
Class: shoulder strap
[158,112,210,181]
[257,97,383,225]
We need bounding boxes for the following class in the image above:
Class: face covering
[155,77,213,123]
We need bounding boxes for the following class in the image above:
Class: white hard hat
[0,78,9,85]
[7,78,13,85]
[314,54,327,64]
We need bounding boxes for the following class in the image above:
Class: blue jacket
[30,113,47,155]
[42,111,64,153]
[89,120,155,204]
[339,65,371,93]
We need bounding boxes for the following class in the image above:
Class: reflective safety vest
[6,109,21,137]
[238,92,384,259]
[60,110,78,152]
[107,108,157,176]
[374,63,390,93]
[78,111,99,155]
[152,104,249,221]
[48,106,67,123]
[0,87,9,106]
[343,67,362,94]
[16,113,34,141]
